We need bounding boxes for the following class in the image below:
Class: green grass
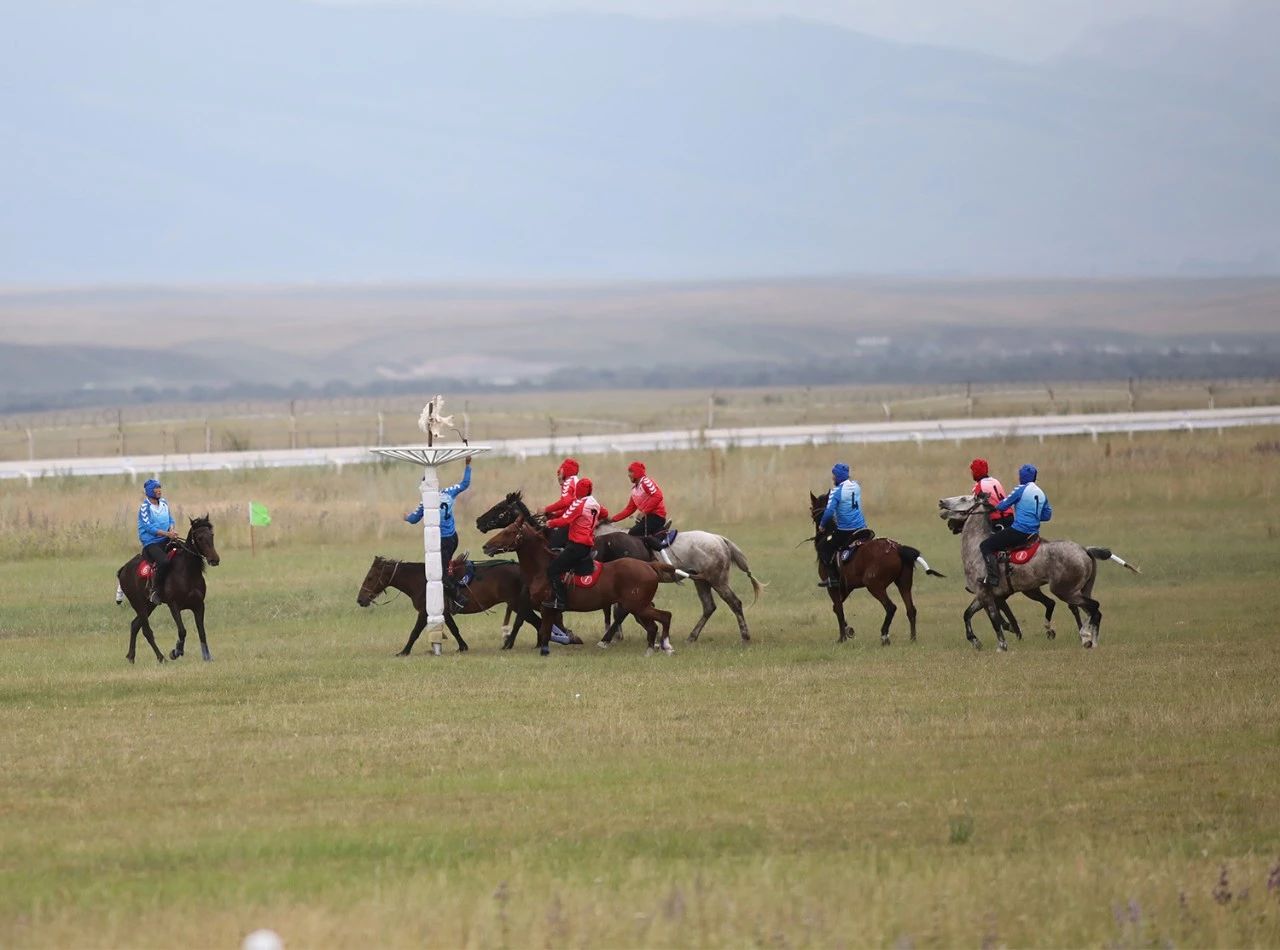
[2,431,1279,946]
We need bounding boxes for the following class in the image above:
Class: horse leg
[962,597,985,650]
[894,574,918,642]
[685,579,717,642]
[127,615,142,663]
[1022,588,1056,640]
[712,581,749,643]
[601,606,630,647]
[191,602,212,661]
[1051,580,1098,648]
[997,600,1024,641]
[399,614,430,660]
[501,605,515,644]
[537,610,556,656]
[982,598,1009,652]
[830,588,852,643]
[870,584,897,646]
[140,615,165,663]
[445,612,468,653]
[168,604,188,660]
[635,606,664,656]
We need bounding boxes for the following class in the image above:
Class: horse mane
[508,491,546,527]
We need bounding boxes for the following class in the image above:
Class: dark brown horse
[808,493,943,645]
[356,555,573,654]
[116,515,221,663]
[482,515,683,656]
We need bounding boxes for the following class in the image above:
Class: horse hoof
[458,644,469,653]
[540,647,550,657]
[644,647,655,657]
[596,640,609,650]
[157,655,165,663]
[169,649,181,660]
[971,640,982,651]
[880,637,890,647]
[1046,629,1056,640]
[201,652,212,662]
[126,655,135,664]
[1083,640,1094,650]
[997,641,1008,652]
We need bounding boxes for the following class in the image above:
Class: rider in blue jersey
[137,478,179,603]
[406,457,472,595]
[980,463,1053,587]
[817,462,869,587]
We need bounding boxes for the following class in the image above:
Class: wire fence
[0,378,1276,463]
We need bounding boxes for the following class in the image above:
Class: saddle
[135,546,178,579]
[562,560,604,588]
[999,535,1042,566]
[837,528,877,563]
[448,556,476,588]
[643,527,678,552]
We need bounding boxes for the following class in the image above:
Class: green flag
[248,501,272,527]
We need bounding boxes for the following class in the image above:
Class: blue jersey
[996,481,1052,534]
[821,479,866,532]
[406,464,471,538]
[138,498,175,546]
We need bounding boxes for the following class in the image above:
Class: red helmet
[970,458,989,479]
[558,457,579,478]
[576,477,593,497]
[627,461,646,478]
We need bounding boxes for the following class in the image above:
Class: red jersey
[973,476,1011,522]
[544,474,580,516]
[613,476,666,521]
[547,494,608,545]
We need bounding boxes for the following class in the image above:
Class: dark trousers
[546,541,591,605]
[548,525,569,550]
[817,528,856,569]
[979,528,1034,557]
[143,541,170,598]
[628,513,667,537]
[440,532,459,579]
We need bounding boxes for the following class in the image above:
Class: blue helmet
[1018,464,1038,484]
[832,462,850,481]
[143,478,162,499]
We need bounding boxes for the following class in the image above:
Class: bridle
[361,558,403,607]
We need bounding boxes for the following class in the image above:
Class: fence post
[205,419,212,453]
[377,411,385,445]
[116,409,125,456]
[289,400,298,450]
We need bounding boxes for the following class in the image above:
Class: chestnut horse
[482,515,684,656]
[116,515,221,663]
[808,493,943,645]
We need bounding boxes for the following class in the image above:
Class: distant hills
[3,1,1277,282]
[2,278,1277,412]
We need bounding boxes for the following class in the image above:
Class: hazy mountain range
[3,1,1277,282]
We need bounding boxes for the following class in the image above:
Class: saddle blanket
[1003,537,1042,565]
[562,561,604,588]
[135,548,178,579]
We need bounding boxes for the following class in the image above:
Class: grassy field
[2,430,1279,946]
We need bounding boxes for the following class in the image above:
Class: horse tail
[1087,547,1141,574]
[898,544,946,579]
[724,538,766,605]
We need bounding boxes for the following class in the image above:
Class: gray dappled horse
[937,494,1140,651]
[476,491,764,643]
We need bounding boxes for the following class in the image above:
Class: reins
[365,559,404,607]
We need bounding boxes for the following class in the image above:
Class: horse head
[189,515,220,567]
[357,555,396,607]
[937,494,987,535]
[807,491,827,526]
[476,490,529,532]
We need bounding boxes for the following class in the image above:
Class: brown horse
[482,515,683,656]
[808,493,943,645]
[116,516,221,663]
[356,555,574,655]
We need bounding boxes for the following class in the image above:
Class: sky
[316,0,1232,61]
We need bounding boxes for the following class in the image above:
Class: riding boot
[543,577,568,611]
[149,565,167,605]
[982,553,1000,588]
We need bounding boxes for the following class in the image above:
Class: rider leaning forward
[543,457,581,550]
[817,462,869,588]
[603,460,666,536]
[543,477,608,610]
[138,478,180,604]
[979,463,1052,587]
[970,458,1013,530]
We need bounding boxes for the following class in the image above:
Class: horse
[356,555,576,654]
[937,494,1140,650]
[807,492,944,645]
[116,515,221,663]
[476,491,765,643]
[482,515,686,656]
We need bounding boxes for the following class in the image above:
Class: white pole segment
[420,465,445,644]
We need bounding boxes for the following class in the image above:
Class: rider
[543,457,581,550]
[406,456,472,596]
[604,461,667,538]
[543,477,609,610]
[980,463,1053,587]
[970,458,1013,530]
[817,462,867,588]
[137,478,180,604]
